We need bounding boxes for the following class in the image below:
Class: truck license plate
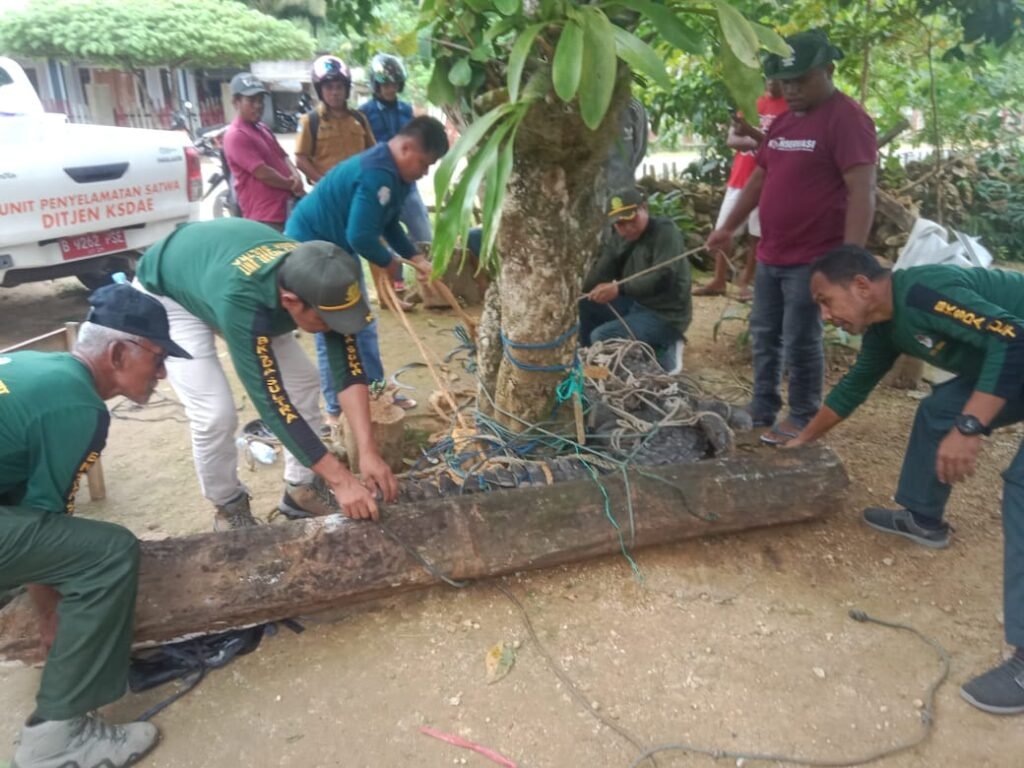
[59,229,127,261]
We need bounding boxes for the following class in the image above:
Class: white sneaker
[660,339,685,375]
[13,714,159,768]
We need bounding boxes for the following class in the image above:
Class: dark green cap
[278,241,372,336]
[764,29,843,80]
[607,187,646,222]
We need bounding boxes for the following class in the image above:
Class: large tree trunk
[478,81,631,428]
[0,445,847,664]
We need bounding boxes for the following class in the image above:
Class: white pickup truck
[0,57,201,289]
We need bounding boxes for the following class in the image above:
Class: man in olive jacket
[581,188,691,372]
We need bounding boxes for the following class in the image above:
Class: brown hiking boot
[213,491,258,531]
[277,477,339,519]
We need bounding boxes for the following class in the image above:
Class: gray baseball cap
[230,72,269,97]
[278,242,372,336]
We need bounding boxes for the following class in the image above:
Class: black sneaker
[960,656,1024,715]
[862,507,950,549]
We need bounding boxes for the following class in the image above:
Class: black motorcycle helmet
[369,53,407,96]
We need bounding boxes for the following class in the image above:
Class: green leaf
[395,28,420,58]
[449,57,473,86]
[552,20,583,102]
[720,39,761,122]
[507,23,546,102]
[714,0,759,69]
[749,21,791,57]
[463,0,490,13]
[478,114,522,270]
[612,26,670,90]
[434,103,516,206]
[601,0,703,55]
[427,60,458,106]
[493,0,520,16]
[578,7,617,130]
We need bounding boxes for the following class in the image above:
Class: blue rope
[500,324,579,373]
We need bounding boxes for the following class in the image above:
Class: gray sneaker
[862,506,950,549]
[214,490,258,531]
[278,476,339,519]
[13,714,159,768]
[960,656,1024,715]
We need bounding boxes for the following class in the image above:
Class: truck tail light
[185,146,202,202]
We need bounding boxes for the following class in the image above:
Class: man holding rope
[580,188,691,373]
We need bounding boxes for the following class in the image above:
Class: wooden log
[0,445,848,664]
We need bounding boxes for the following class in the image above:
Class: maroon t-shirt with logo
[756,90,877,267]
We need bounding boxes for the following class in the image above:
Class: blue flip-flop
[759,424,799,446]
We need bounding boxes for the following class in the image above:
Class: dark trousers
[0,506,139,720]
[749,262,824,427]
[894,376,1024,647]
[579,296,680,349]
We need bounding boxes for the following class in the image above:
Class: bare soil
[1,277,1022,768]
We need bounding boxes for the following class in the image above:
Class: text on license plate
[59,229,127,261]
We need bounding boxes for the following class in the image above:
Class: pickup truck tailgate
[0,118,200,273]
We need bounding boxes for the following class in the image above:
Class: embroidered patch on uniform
[915,334,934,349]
[378,186,391,206]
[931,299,986,330]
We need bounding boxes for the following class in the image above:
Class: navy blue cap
[86,284,192,359]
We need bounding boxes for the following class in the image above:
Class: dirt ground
[1,274,1023,768]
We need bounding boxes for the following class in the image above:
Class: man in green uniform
[580,188,691,373]
[785,245,1024,715]
[135,218,397,529]
[1,284,191,767]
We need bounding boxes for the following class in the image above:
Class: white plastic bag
[894,218,993,271]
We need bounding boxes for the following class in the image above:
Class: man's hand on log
[360,450,398,504]
[330,474,380,521]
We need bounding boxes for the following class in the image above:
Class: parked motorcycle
[203,142,240,219]
[272,92,312,134]
[171,101,223,158]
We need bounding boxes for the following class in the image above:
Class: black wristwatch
[954,414,991,437]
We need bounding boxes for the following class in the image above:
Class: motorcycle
[272,92,313,134]
[201,136,240,219]
[170,101,223,158]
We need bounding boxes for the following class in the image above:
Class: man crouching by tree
[783,245,1024,716]
[1,284,191,767]
[580,187,691,373]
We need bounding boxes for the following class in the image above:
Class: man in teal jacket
[785,245,1024,716]
[286,115,448,416]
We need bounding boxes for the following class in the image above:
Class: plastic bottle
[236,437,277,465]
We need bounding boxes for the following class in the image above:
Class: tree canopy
[0,0,315,69]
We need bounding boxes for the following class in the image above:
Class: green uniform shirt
[0,352,108,514]
[135,218,367,467]
[826,265,1024,418]
[583,216,692,334]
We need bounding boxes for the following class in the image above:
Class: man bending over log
[784,246,1024,716]
[134,218,397,530]
[0,285,191,767]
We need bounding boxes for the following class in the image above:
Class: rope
[500,324,579,373]
[579,246,705,301]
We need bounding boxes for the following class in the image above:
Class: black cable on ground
[627,608,951,768]
[379,517,952,768]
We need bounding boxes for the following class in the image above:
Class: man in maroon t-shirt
[223,73,305,230]
[706,29,877,442]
